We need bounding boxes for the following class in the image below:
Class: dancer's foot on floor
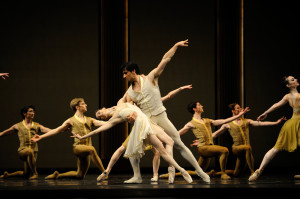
[124,176,142,184]
[196,170,210,183]
[248,169,261,182]
[97,171,109,181]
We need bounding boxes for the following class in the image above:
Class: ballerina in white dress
[72,101,193,184]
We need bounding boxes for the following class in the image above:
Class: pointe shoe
[97,171,109,181]
[168,166,175,184]
[151,175,158,182]
[45,171,59,179]
[181,170,193,183]
[124,177,143,184]
[248,169,261,182]
[221,173,231,180]
[196,170,210,183]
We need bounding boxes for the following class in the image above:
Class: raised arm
[257,95,289,121]
[0,124,18,137]
[161,84,192,102]
[178,122,194,136]
[211,107,250,126]
[74,114,124,140]
[212,124,230,138]
[248,117,286,127]
[148,40,189,80]
[32,119,72,142]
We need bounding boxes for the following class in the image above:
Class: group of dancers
[0,39,299,184]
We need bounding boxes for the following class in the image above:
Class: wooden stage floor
[1,172,300,198]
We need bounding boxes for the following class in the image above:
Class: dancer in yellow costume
[95,85,193,182]
[249,76,300,181]
[72,97,193,184]
[0,105,51,179]
[161,101,250,180]
[212,103,285,177]
[31,98,106,179]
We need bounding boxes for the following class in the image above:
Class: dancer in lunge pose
[161,101,250,180]
[95,85,193,183]
[249,76,300,181]
[72,98,193,184]
[31,98,106,179]
[212,103,285,177]
[121,39,210,183]
[0,106,51,179]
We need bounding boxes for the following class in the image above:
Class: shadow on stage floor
[1,171,300,199]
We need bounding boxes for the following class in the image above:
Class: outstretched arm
[73,114,124,140]
[257,95,289,121]
[212,124,229,138]
[161,84,192,102]
[249,117,286,127]
[91,118,107,127]
[32,119,71,142]
[0,124,18,137]
[39,124,52,134]
[211,107,251,126]
[148,40,189,80]
[0,73,9,80]
[178,122,194,136]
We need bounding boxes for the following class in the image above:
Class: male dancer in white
[121,39,210,183]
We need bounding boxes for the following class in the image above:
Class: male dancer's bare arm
[257,95,288,121]
[32,119,72,142]
[211,107,250,126]
[178,122,194,136]
[92,118,107,127]
[248,117,286,127]
[148,40,189,80]
[0,124,18,137]
[161,84,192,102]
[212,124,230,138]
[39,124,52,134]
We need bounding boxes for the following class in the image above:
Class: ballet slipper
[181,170,193,183]
[221,173,231,180]
[97,171,109,181]
[123,176,142,184]
[29,174,38,180]
[168,166,175,184]
[196,170,210,183]
[45,171,59,179]
[159,173,169,178]
[151,175,158,182]
[0,171,8,179]
[248,169,261,182]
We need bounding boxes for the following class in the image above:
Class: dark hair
[187,101,199,114]
[281,76,289,90]
[121,62,140,74]
[20,105,35,118]
[228,103,238,111]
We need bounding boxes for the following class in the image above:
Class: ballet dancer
[31,98,106,179]
[0,105,51,179]
[121,39,210,183]
[249,76,300,181]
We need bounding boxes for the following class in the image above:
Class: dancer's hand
[175,39,189,47]
[0,73,9,80]
[71,132,82,139]
[180,84,192,90]
[190,140,199,147]
[276,116,287,124]
[31,134,41,142]
[257,113,267,121]
[239,107,250,116]
[126,111,137,124]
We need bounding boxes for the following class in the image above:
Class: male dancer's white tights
[150,112,210,182]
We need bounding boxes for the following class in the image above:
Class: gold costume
[274,94,300,152]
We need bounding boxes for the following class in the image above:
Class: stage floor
[1,173,300,198]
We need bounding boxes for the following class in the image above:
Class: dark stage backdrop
[0,0,100,169]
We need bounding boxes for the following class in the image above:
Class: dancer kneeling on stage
[0,105,51,179]
[72,100,193,184]
[31,98,106,179]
